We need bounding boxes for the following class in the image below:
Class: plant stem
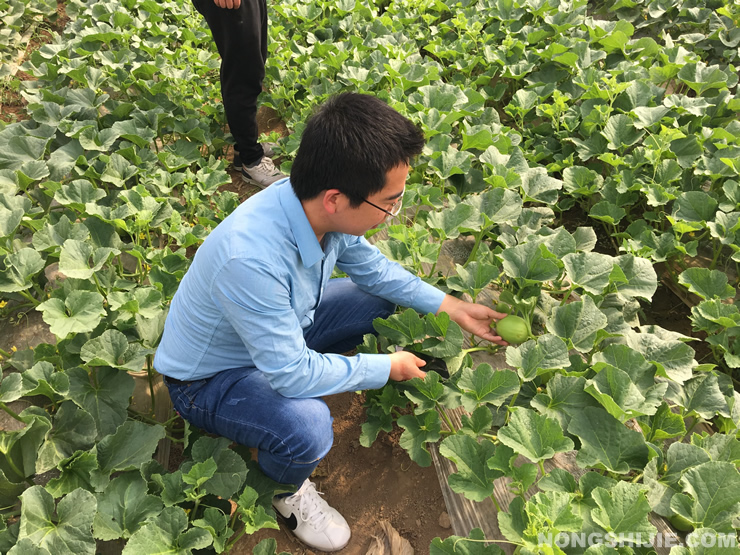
[0,402,23,422]
[489,493,501,512]
[538,460,546,478]
[709,239,723,270]
[17,289,40,307]
[225,527,247,551]
[437,403,457,433]
[462,346,497,355]
[463,226,491,268]
[683,416,700,441]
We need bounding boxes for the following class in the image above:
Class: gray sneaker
[241,156,285,188]
[233,143,277,171]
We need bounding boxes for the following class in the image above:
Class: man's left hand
[437,295,509,346]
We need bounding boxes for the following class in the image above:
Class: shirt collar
[278,180,325,268]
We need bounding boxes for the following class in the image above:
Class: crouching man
[154,93,506,552]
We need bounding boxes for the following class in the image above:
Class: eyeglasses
[362,193,403,219]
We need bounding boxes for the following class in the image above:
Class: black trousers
[192,0,268,165]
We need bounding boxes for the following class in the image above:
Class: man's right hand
[213,0,240,8]
[388,351,427,381]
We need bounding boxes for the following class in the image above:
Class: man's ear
[322,189,344,214]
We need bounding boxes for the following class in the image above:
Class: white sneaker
[241,155,285,189]
[273,480,351,552]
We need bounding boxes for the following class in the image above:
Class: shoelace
[290,481,332,530]
[248,156,281,176]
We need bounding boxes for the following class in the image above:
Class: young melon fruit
[669,514,694,532]
[493,315,531,345]
[495,301,512,314]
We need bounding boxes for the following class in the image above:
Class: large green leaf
[625,330,697,383]
[0,193,30,238]
[613,254,657,300]
[666,372,729,420]
[36,402,97,474]
[602,114,644,151]
[562,252,616,295]
[446,262,500,300]
[673,192,719,224]
[568,406,649,474]
[0,249,45,293]
[457,364,519,411]
[678,62,731,95]
[67,366,133,439]
[438,435,501,502]
[397,410,441,467]
[181,436,247,500]
[0,136,50,171]
[520,167,563,205]
[461,187,523,227]
[546,296,608,353]
[679,268,736,300]
[672,461,740,533]
[585,365,667,423]
[19,361,69,402]
[18,487,96,555]
[501,242,560,282]
[80,329,149,371]
[36,291,106,338]
[531,375,601,433]
[427,203,475,240]
[497,407,574,464]
[96,420,166,475]
[121,506,211,555]
[591,482,657,537]
[0,407,51,481]
[562,166,603,198]
[192,507,233,554]
[54,180,106,213]
[44,450,108,498]
[32,215,90,252]
[58,239,119,280]
[373,308,425,346]
[671,136,703,169]
[505,334,570,381]
[93,472,163,541]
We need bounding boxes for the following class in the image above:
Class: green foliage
[3,0,740,552]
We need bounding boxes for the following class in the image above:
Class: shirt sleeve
[336,236,447,315]
[211,256,391,398]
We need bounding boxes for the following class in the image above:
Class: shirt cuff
[357,353,392,391]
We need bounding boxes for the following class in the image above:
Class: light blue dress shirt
[153,179,446,398]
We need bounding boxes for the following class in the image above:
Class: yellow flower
[11,346,17,352]
[0,300,7,308]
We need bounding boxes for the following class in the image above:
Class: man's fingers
[213,0,241,8]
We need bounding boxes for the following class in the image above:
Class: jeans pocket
[168,379,208,411]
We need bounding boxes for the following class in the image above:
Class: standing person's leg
[191,0,283,187]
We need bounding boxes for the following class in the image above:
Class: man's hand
[213,0,241,8]
[437,295,509,346]
[388,351,427,381]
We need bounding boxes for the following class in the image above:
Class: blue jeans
[165,278,394,486]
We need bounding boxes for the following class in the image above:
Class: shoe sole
[241,173,271,190]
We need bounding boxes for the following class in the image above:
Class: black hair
[290,93,425,206]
